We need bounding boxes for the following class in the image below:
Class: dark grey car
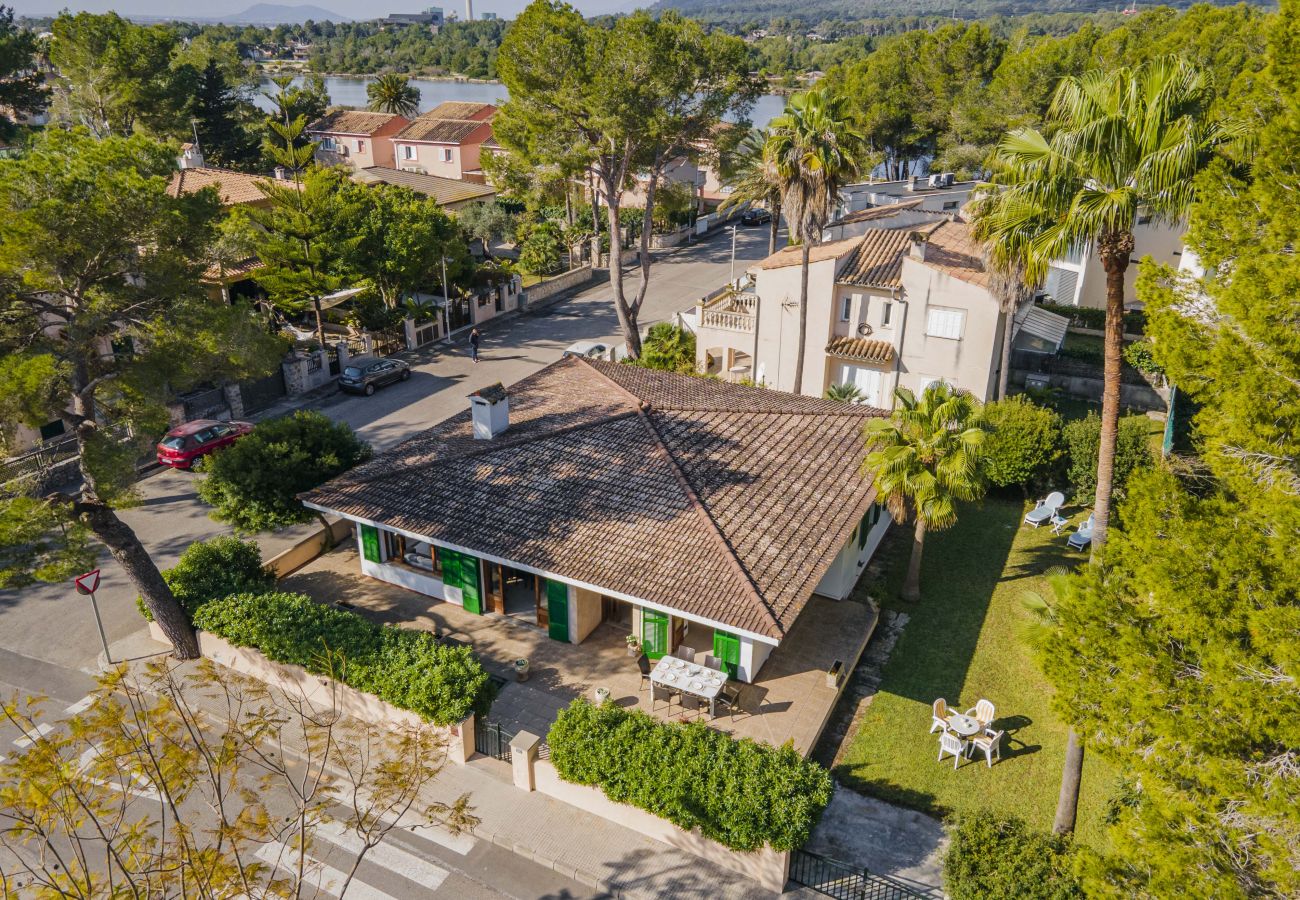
[339,358,411,395]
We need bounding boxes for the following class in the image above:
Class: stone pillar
[335,340,350,372]
[223,384,245,420]
[403,316,417,350]
[447,713,475,766]
[509,730,540,792]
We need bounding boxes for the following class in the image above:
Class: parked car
[740,208,772,226]
[562,341,610,360]
[156,419,253,469]
[339,357,411,395]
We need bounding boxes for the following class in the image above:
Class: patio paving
[281,544,880,754]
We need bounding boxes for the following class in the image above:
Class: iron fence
[789,850,930,900]
[239,370,287,414]
[475,720,515,762]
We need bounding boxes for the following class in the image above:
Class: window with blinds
[926,307,965,340]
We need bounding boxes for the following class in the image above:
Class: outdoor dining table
[649,655,726,716]
[946,713,981,738]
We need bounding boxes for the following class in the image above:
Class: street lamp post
[729,225,738,287]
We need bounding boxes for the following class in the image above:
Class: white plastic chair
[938,732,967,769]
[1024,492,1065,527]
[968,729,1004,768]
[965,699,996,729]
[1067,513,1095,551]
[930,698,951,734]
[1050,513,1070,535]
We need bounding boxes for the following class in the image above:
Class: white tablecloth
[650,655,725,714]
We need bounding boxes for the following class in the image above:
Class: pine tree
[191,57,258,170]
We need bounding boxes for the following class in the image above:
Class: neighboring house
[1041,219,1185,311]
[421,101,496,122]
[620,155,705,213]
[352,166,497,210]
[392,112,496,181]
[301,358,890,683]
[306,109,410,171]
[839,176,980,217]
[822,199,949,242]
[695,218,1015,405]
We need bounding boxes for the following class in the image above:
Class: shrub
[981,396,1063,489]
[193,591,494,725]
[136,535,274,622]
[943,815,1084,900]
[825,383,865,403]
[1062,412,1154,501]
[1038,301,1145,334]
[1122,339,1164,376]
[546,699,832,852]
[630,323,697,374]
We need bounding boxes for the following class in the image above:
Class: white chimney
[178,142,205,170]
[909,232,929,261]
[469,383,508,439]
[465,0,473,20]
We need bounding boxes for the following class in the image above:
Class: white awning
[318,287,365,310]
[1013,304,1070,352]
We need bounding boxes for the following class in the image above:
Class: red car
[156,419,254,469]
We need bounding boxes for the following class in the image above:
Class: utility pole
[729,225,738,286]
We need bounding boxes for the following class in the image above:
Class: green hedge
[981,396,1063,489]
[136,535,275,622]
[943,815,1083,900]
[1062,412,1154,501]
[546,699,832,852]
[193,591,494,726]
[1038,301,1145,334]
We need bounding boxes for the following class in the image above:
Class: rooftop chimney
[178,142,205,170]
[909,232,929,261]
[907,174,922,192]
[469,383,509,439]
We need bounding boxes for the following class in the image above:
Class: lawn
[835,495,1117,847]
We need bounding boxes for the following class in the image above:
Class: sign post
[74,569,111,664]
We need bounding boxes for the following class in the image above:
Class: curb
[474,824,622,897]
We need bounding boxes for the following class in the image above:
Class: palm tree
[718,127,783,256]
[975,58,1234,555]
[862,383,989,603]
[825,383,864,403]
[367,74,420,118]
[767,88,862,395]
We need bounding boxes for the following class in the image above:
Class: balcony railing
[700,290,757,333]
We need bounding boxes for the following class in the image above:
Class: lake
[255,75,790,129]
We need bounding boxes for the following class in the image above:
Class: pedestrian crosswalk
[255,820,451,898]
[7,693,97,749]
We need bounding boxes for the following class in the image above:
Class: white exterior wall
[739,638,772,683]
[895,256,1003,403]
[750,256,840,392]
[356,527,452,602]
[1048,220,1185,310]
[814,510,890,599]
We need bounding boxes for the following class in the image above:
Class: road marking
[76,747,161,800]
[324,782,475,855]
[63,695,95,716]
[255,841,398,900]
[315,819,450,890]
[13,723,53,748]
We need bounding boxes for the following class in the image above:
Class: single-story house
[301,358,890,683]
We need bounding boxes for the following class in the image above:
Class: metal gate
[789,850,930,900]
[326,346,341,376]
[475,720,515,761]
[179,386,227,420]
[239,370,287,414]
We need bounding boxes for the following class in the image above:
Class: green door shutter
[546,579,569,642]
[712,630,740,679]
[441,549,482,614]
[360,525,380,563]
[642,610,669,660]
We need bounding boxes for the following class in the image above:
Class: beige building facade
[695,219,1007,407]
[306,109,410,171]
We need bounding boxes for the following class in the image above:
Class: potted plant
[625,634,641,657]
[513,657,530,682]
[594,686,610,704]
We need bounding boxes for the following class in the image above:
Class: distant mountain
[224,3,350,23]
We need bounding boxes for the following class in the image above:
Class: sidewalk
[110,635,775,900]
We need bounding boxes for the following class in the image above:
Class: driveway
[0,224,779,699]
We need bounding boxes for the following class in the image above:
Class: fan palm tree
[718,127,783,256]
[366,74,421,118]
[767,88,863,395]
[862,383,989,603]
[974,57,1235,555]
[825,383,864,403]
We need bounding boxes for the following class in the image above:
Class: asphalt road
[0,225,777,701]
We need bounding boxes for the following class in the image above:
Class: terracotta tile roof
[829,198,944,227]
[307,109,406,135]
[395,117,491,144]
[422,101,496,120]
[354,167,496,205]
[836,227,915,288]
[825,336,895,363]
[167,166,285,206]
[752,235,861,271]
[202,255,263,282]
[302,358,885,640]
[914,219,990,289]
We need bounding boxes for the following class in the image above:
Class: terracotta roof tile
[914,219,990,288]
[395,117,491,144]
[167,166,287,206]
[354,167,496,205]
[836,228,914,288]
[307,109,407,135]
[752,235,861,271]
[829,198,939,227]
[422,101,496,120]
[303,358,885,639]
[826,336,895,363]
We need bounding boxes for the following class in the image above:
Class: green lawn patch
[836,496,1116,848]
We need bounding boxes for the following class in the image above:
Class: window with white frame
[442,148,453,162]
[926,307,965,340]
[402,145,416,160]
[320,136,336,150]
[356,139,366,153]
[881,302,892,326]
[840,295,852,321]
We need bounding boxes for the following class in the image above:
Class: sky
[13,0,644,20]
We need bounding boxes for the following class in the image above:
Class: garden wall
[522,265,594,308]
[263,519,355,577]
[146,621,474,764]
[531,756,790,892]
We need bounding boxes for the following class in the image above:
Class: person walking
[469,326,481,364]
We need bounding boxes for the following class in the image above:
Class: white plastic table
[649,655,725,716]
[946,713,981,738]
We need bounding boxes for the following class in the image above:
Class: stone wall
[522,265,594,308]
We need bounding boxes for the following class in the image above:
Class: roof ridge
[577,359,783,636]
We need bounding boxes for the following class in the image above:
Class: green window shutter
[712,630,740,679]
[546,579,569,642]
[858,505,879,550]
[642,609,668,659]
[360,525,380,563]
[458,551,483,614]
